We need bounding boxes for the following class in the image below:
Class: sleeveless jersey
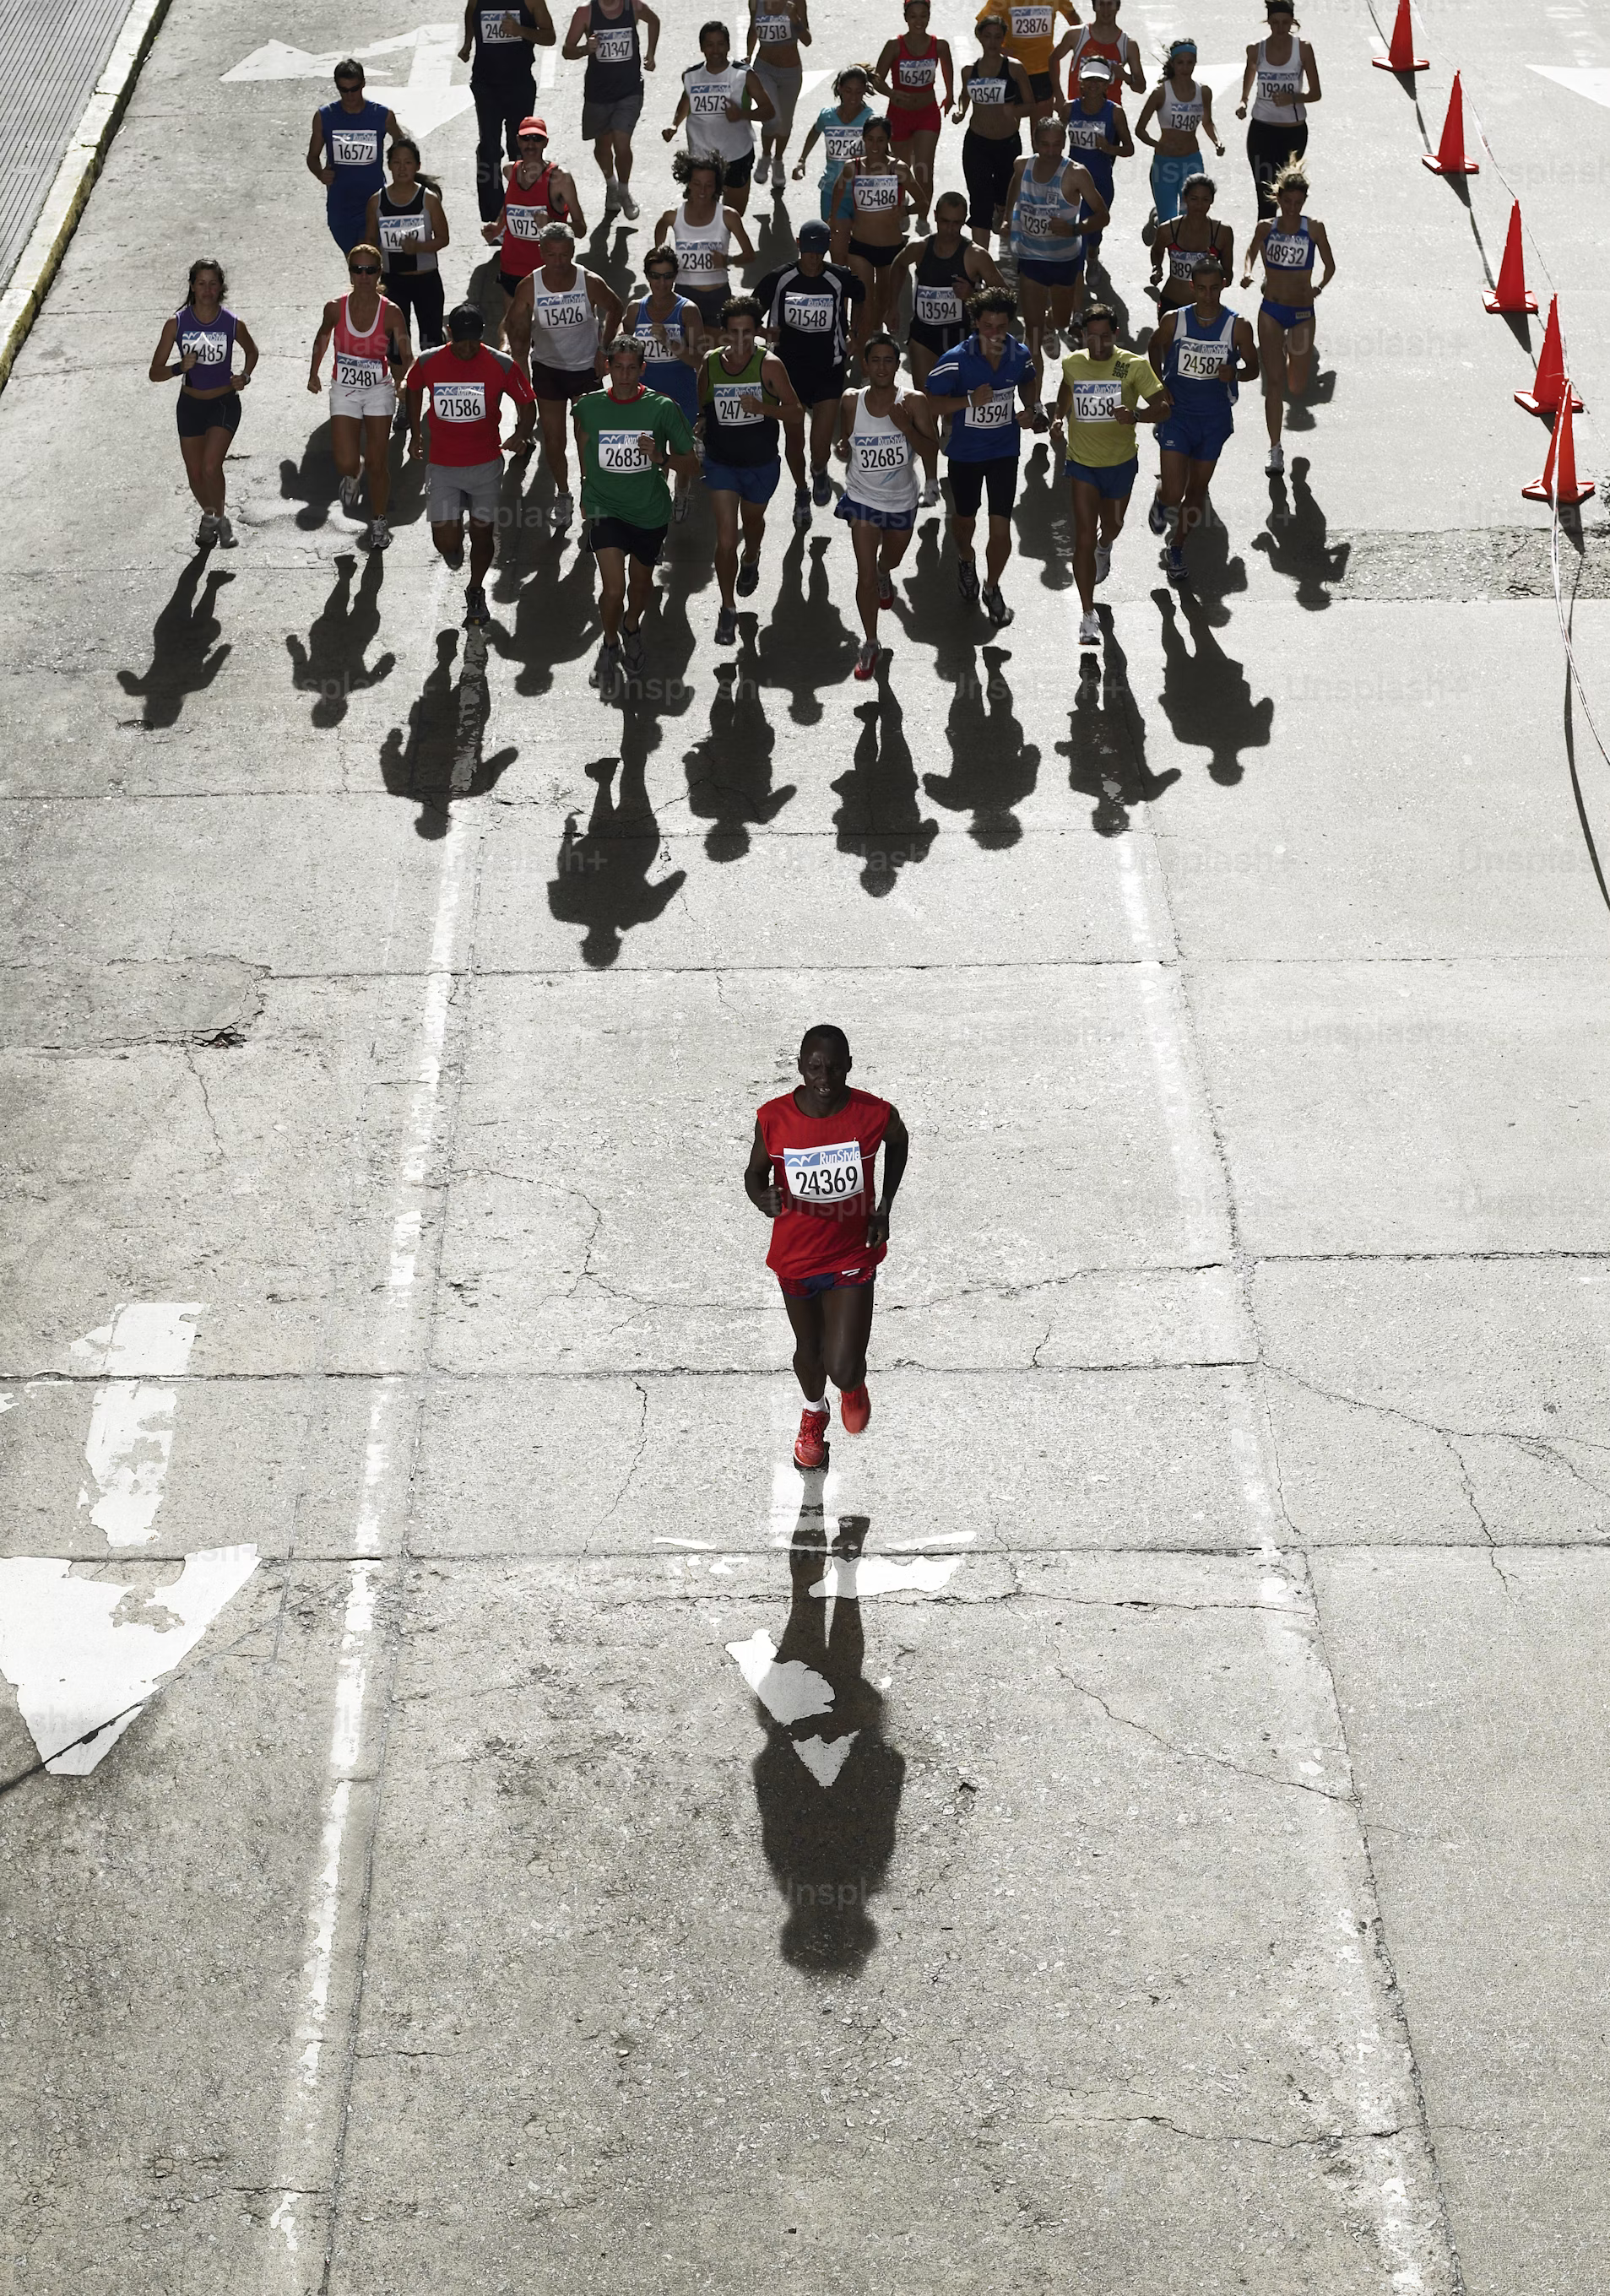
[703,346,779,466]
[1251,38,1305,125]
[1263,215,1315,272]
[1161,304,1239,410]
[528,270,599,370]
[332,294,395,389]
[174,304,237,386]
[501,161,566,279]
[757,1087,894,1282]
[1157,79,1203,133]
[378,182,435,275]
[1064,97,1117,200]
[1011,159,1081,264]
[1161,215,1228,287]
[469,0,537,86]
[321,99,388,192]
[816,102,871,189]
[673,202,732,295]
[683,62,752,161]
[1065,26,1133,100]
[585,0,641,101]
[911,240,971,343]
[844,393,918,516]
[892,34,941,99]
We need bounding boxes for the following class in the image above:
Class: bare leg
[362,412,393,517]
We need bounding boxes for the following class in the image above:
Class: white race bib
[330,128,379,166]
[1266,230,1307,268]
[480,8,518,40]
[899,56,936,85]
[969,73,1008,103]
[1167,244,1198,279]
[1066,115,1108,148]
[535,291,587,329]
[853,432,908,472]
[782,291,832,332]
[507,203,545,238]
[823,123,864,163]
[379,213,425,249]
[678,238,724,276]
[854,174,898,210]
[180,328,229,367]
[1011,6,1052,37]
[756,11,792,38]
[1018,206,1054,237]
[713,379,765,425]
[1177,341,1227,380]
[594,26,634,61]
[783,1141,864,1204]
[598,427,653,472]
[1071,379,1121,420]
[335,353,386,387]
[964,387,1014,428]
[691,87,726,113]
[914,284,962,325]
[433,381,487,421]
[634,316,683,350]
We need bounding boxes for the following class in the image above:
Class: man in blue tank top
[306,62,401,254]
[460,0,557,222]
[1147,253,1258,581]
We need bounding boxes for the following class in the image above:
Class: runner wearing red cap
[745,1026,909,1470]
[482,118,586,317]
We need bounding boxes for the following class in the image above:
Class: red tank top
[332,293,397,386]
[501,161,567,279]
[758,1087,893,1281]
[893,32,940,99]
[1069,26,1130,102]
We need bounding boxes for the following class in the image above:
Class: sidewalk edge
[0,0,176,393]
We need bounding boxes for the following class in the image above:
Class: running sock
[802,1395,827,1415]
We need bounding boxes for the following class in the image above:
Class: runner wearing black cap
[754,220,865,525]
[405,301,536,625]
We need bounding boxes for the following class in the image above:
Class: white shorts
[329,377,398,420]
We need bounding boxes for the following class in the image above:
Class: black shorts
[781,354,847,408]
[176,388,241,438]
[947,454,1019,519]
[962,131,1020,231]
[531,360,595,401]
[908,319,965,355]
[697,149,753,190]
[848,236,905,268]
[588,515,667,566]
[1028,68,1054,101]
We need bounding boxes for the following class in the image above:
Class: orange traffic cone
[1515,297,1583,416]
[1422,73,1478,173]
[1483,201,1537,314]
[1372,0,1428,70]
[1522,385,1595,506]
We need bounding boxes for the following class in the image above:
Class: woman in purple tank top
[147,257,260,548]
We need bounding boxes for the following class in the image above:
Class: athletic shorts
[1260,295,1313,331]
[428,457,501,523]
[1156,408,1233,463]
[682,281,732,324]
[588,514,667,566]
[848,236,904,268]
[947,454,1018,518]
[581,89,644,139]
[962,132,1020,231]
[691,147,754,190]
[907,318,965,356]
[329,377,398,420]
[531,360,597,401]
[753,59,802,136]
[780,355,847,408]
[498,267,532,296]
[1065,453,1138,501]
[778,1264,876,1301]
[702,455,781,503]
[821,178,856,224]
[1027,68,1054,101]
[176,388,241,438]
[890,101,943,140]
[836,494,915,530]
[1016,252,1084,287]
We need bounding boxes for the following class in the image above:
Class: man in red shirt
[405,301,536,625]
[745,1025,910,1468]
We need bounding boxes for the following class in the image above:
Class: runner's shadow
[757,531,858,723]
[486,527,599,693]
[832,678,940,894]
[278,422,341,530]
[1014,437,1075,596]
[751,1492,906,1976]
[1253,456,1349,609]
[682,631,798,859]
[548,723,687,966]
[286,552,396,727]
[584,219,637,301]
[1152,586,1274,786]
[1175,508,1247,620]
[114,555,235,731]
[377,627,518,837]
[1056,615,1180,835]
[922,643,1040,849]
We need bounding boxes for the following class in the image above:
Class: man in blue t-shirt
[922,285,1045,627]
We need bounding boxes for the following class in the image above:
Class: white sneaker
[1077,608,1100,646]
[604,180,621,214]
[1093,543,1111,586]
[339,475,361,513]
[215,515,236,548]
[370,516,392,550]
[1266,443,1285,476]
[550,490,574,533]
[919,477,940,508]
[619,185,639,220]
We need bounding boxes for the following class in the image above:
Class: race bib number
[823,123,864,162]
[507,203,545,238]
[965,387,1014,428]
[433,381,487,421]
[1177,341,1227,380]
[713,380,765,425]
[1018,206,1054,237]
[854,174,898,209]
[330,128,378,166]
[783,1141,864,1205]
[854,432,908,472]
[1066,116,1105,147]
[690,86,726,113]
[1071,379,1121,420]
[379,214,425,248]
[756,11,792,37]
[969,73,1007,103]
[914,284,962,325]
[634,317,682,350]
[594,27,634,60]
[335,354,386,387]
[782,291,832,332]
[1266,231,1306,268]
[899,56,936,85]
[598,427,653,473]
[535,292,586,329]
[1167,244,1197,279]
[1011,6,1052,36]
[480,8,518,40]
[180,328,229,367]
[679,239,724,275]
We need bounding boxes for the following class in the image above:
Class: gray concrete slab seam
[0,0,173,393]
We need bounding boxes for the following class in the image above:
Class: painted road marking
[1528,64,1610,107]
[222,27,474,139]
[72,1301,203,1547]
[0,1546,259,1775]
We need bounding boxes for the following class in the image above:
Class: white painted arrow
[222,24,474,140]
[0,1546,260,1775]
[1528,65,1610,111]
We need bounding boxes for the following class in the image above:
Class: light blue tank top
[1011,158,1081,264]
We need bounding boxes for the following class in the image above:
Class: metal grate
[0,0,137,292]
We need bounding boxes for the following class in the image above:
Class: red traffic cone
[1372,0,1428,70]
[1422,73,1478,173]
[1522,384,1595,506]
[1483,201,1537,314]
[1516,298,1584,416]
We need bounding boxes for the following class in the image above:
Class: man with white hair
[506,219,624,529]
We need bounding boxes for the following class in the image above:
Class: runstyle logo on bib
[783,293,832,330]
[714,381,764,425]
[336,355,385,386]
[966,387,1015,427]
[598,428,652,472]
[434,381,487,420]
[783,1141,864,1206]
[1071,379,1122,419]
[332,129,378,164]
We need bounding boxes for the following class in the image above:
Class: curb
[0,0,175,393]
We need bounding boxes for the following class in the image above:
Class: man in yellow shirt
[1051,301,1169,644]
[973,0,1078,125]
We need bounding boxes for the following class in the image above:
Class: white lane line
[72,1302,203,1547]
[539,46,557,88]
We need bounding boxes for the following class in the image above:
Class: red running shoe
[794,1405,830,1469]
[838,1384,871,1435]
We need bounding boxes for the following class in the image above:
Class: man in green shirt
[1050,301,1169,647]
[574,334,700,690]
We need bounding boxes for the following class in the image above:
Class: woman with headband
[1135,37,1222,228]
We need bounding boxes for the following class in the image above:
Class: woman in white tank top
[1235,0,1319,216]
[831,330,937,680]
[653,151,756,336]
[1136,38,1224,225]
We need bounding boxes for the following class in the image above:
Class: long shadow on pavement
[286,551,396,728]
[1253,456,1350,609]
[832,673,940,896]
[682,623,800,861]
[1151,586,1275,787]
[115,552,236,731]
[378,625,517,838]
[1057,616,1181,836]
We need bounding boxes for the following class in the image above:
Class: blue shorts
[1016,252,1085,288]
[703,456,782,505]
[1065,454,1139,501]
[1156,407,1233,463]
[643,361,699,423]
[821,177,855,225]
[778,1264,876,1301]
[1260,295,1313,330]
[1148,149,1202,223]
[835,495,915,530]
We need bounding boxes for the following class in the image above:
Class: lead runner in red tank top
[745,1024,910,1469]
[873,0,954,226]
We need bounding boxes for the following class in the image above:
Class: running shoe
[793,485,812,529]
[464,584,491,627]
[550,490,575,533]
[196,512,219,545]
[715,603,739,645]
[811,465,832,506]
[919,476,941,508]
[621,625,646,674]
[1077,607,1100,646]
[838,1384,871,1435]
[854,639,880,680]
[957,558,981,605]
[1165,544,1186,583]
[619,186,639,220]
[735,553,761,597]
[1147,491,1168,536]
[215,515,236,549]
[877,569,894,608]
[589,638,621,688]
[339,474,361,513]
[1266,444,1285,477]
[369,516,392,550]
[1093,543,1111,586]
[794,1405,830,1470]
[674,484,691,523]
[604,179,621,214]
[982,582,1013,627]
[442,545,465,571]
